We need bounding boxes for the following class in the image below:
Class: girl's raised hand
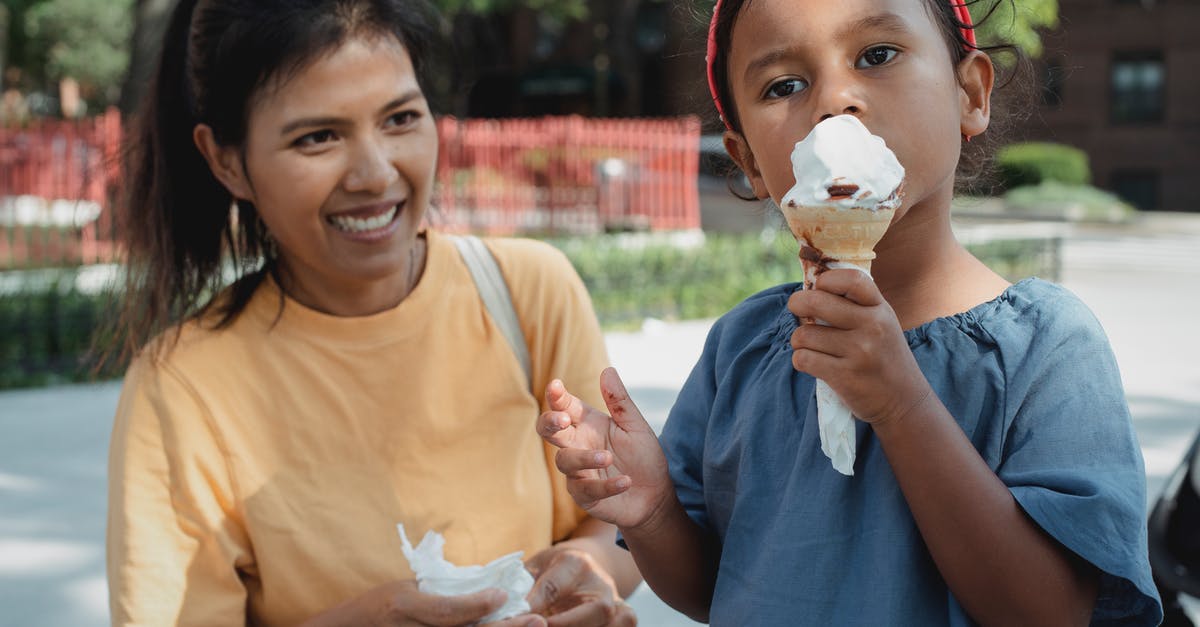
[787,268,933,427]
[537,368,672,530]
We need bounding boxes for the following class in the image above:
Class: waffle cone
[783,204,896,286]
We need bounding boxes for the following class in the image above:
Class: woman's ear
[957,50,994,140]
[193,124,253,200]
[723,130,771,200]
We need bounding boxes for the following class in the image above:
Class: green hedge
[996,142,1091,189]
[0,232,1060,389]
[0,279,121,389]
[1005,182,1136,222]
[554,230,1058,330]
[555,232,799,328]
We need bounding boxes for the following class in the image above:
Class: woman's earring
[963,133,973,143]
[255,215,278,259]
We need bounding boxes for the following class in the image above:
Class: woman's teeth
[328,206,398,233]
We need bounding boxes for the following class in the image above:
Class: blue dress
[658,278,1162,626]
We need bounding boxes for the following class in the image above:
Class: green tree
[22,0,133,107]
[117,0,600,116]
[971,0,1059,59]
[686,0,1060,61]
[2,0,43,83]
[0,5,9,83]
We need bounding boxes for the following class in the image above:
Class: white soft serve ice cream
[781,114,904,211]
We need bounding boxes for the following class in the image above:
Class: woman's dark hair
[105,0,444,366]
[707,0,1031,196]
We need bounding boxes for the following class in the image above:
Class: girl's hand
[787,268,932,426]
[536,368,672,530]
[300,579,543,627]
[523,545,637,626]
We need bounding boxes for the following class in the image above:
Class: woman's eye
[294,130,336,148]
[765,78,808,99]
[386,111,420,128]
[857,46,899,68]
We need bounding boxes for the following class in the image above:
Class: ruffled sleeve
[995,285,1161,625]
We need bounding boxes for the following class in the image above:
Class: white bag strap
[451,235,532,386]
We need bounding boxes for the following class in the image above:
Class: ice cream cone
[782,201,897,290]
[778,115,905,476]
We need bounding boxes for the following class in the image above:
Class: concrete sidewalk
[3,228,1200,625]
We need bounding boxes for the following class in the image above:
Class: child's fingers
[537,410,576,448]
[789,323,846,357]
[791,344,841,378]
[554,448,613,477]
[545,379,589,419]
[812,268,884,307]
[787,289,867,330]
[567,475,632,507]
[599,368,648,430]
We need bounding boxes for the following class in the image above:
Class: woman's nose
[342,139,399,194]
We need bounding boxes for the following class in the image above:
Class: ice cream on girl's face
[781,114,905,211]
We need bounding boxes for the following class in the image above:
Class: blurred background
[1,0,1198,625]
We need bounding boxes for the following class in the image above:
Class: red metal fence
[0,113,701,269]
[434,116,701,235]
[0,108,123,268]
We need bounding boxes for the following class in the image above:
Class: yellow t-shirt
[107,231,608,626]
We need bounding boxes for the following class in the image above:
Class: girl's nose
[812,73,867,125]
[820,105,861,122]
[342,139,399,195]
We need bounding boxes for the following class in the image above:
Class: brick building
[1025,0,1200,212]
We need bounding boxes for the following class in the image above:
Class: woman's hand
[536,368,672,530]
[787,268,932,427]
[300,579,543,627]
[523,545,637,626]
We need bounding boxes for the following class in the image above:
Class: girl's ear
[193,124,253,201]
[957,50,994,140]
[723,130,771,200]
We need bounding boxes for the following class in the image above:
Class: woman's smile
[325,199,405,240]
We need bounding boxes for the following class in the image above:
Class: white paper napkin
[397,523,534,623]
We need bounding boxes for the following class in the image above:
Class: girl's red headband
[705,1,979,130]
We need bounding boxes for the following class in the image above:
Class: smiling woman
[103,1,639,626]
[192,36,437,316]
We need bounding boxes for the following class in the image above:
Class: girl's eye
[294,130,336,148]
[765,78,808,100]
[857,46,899,69]
[386,111,420,128]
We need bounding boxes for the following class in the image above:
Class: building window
[1111,170,1160,211]
[1111,53,1165,124]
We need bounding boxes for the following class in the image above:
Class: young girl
[538,0,1162,624]
[105,1,640,625]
